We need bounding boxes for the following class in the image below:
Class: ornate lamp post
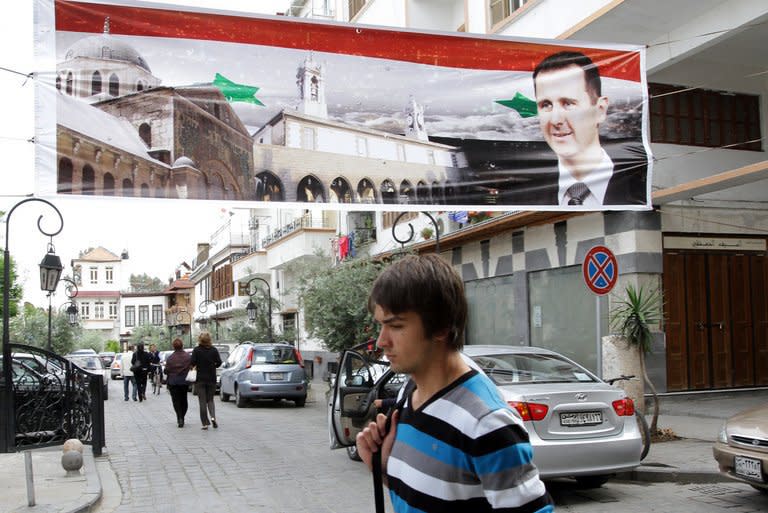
[2,198,64,454]
[245,277,272,343]
[198,299,219,341]
[392,211,440,254]
[48,277,79,351]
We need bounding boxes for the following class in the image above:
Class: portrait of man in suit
[531,51,646,207]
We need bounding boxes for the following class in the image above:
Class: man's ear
[596,96,609,124]
[432,327,452,345]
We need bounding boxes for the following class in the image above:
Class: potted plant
[609,283,663,434]
[420,226,434,240]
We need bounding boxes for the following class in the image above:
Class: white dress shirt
[557,149,614,207]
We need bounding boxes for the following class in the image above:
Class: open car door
[328,342,392,450]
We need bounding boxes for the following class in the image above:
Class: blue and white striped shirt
[387,370,554,513]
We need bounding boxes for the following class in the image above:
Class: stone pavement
[0,384,766,512]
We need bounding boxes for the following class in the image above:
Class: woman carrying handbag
[164,338,192,427]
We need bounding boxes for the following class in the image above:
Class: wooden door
[730,255,754,386]
[686,254,710,389]
[708,254,732,388]
[664,253,688,390]
[752,255,768,385]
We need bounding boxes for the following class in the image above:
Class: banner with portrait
[35,0,652,211]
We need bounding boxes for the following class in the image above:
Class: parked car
[713,404,768,493]
[110,357,122,380]
[213,344,231,393]
[12,352,65,380]
[219,342,307,407]
[98,352,116,369]
[65,354,109,400]
[329,343,643,488]
[69,348,97,355]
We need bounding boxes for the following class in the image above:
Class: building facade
[284,0,768,392]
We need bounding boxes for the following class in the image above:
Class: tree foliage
[129,273,165,292]
[9,303,80,355]
[0,253,23,320]
[130,323,171,350]
[289,256,387,353]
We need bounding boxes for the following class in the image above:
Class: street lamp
[245,277,272,342]
[2,198,64,454]
[48,277,79,351]
[198,299,219,341]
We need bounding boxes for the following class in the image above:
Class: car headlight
[717,422,728,444]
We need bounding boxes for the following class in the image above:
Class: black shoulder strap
[373,379,415,513]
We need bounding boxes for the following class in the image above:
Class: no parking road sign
[583,245,618,295]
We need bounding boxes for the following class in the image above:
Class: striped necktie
[567,182,590,205]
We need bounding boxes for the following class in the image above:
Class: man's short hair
[172,338,184,350]
[368,254,467,350]
[533,51,602,103]
[198,331,212,347]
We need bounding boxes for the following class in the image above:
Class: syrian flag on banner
[212,73,265,106]
[495,92,538,118]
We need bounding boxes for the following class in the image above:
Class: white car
[329,343,643,488]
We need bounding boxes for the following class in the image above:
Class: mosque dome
[63,19,151,73]
[173,156,197,168]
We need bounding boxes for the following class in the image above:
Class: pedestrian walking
[121,345,137,401]
[164,338,192,427]
[190,332,222,430]
[131,343,152,402]
[356,254,554,512]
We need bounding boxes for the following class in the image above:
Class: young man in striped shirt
[356,254,554,513]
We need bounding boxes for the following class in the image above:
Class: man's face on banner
[534,64,608,165]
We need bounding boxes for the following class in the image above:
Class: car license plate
[269,372,285,381]
[560,411,602,426]
[734,456,763,481]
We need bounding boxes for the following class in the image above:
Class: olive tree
[288,256,387,353]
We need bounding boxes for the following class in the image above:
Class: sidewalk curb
[65,450,102,513]
[618,466,731,484]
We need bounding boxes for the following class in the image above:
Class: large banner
[35,0,652,211]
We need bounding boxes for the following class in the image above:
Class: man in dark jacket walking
[190,332,222,429]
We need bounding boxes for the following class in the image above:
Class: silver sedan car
[329,343,642,488]
[462,345,643,487]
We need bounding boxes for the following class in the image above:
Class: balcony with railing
[263,212,336,269]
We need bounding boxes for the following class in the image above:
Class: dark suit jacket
[502,141,649,207]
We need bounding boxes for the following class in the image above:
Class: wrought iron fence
[2,344,105,455]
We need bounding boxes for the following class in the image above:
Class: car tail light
[294,348,304,368]
[245,348,253,369]
[508,401,548,421]
[612,398,635,416]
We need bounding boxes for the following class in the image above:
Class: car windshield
[68,356,103,371]
[471,353,598,385]
[252,346,297,364]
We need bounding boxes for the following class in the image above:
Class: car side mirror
[345,375,365,387]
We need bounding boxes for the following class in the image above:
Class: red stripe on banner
[55,0,641,82]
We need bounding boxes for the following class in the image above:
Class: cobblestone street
[96,380,768,513]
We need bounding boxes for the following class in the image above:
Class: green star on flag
[495,92,537,118]
[213,73,264,106]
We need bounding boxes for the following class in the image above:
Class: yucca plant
[609,283,663,433]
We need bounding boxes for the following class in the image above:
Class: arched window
[140,184,150,197]
[56,75,61,91]
[122,178,133,197]
[109,73,119,96]
[65,72,73,95]
[209,174,225,201]
[136,81,144,92]
[82,165,95,195]
[310,76,319,101]
[103,173,115,196]
[139,123,151,147]
[91,71,102,95]
[57,157,73,194]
